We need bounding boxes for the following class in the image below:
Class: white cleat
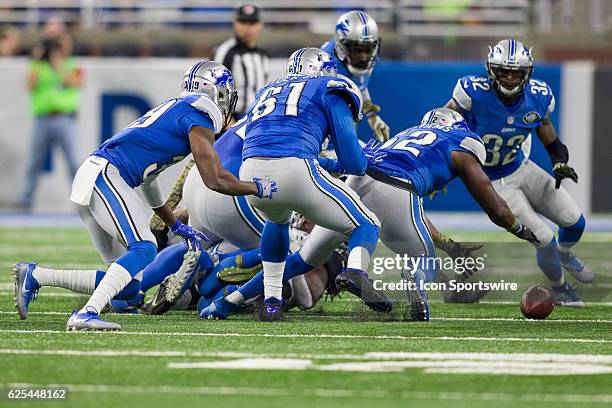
[559,251,594,283]
[66,309,121,331]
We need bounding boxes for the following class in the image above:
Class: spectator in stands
[214,3,268,120]
[21,24,82,211]
[0,25,20,56]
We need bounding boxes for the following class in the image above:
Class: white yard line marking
[1,311,611,323]
[4,349,611,363]
[0,329,610,343]
[3,383,611,403]
[0,291,83,298]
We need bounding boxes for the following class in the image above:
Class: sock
[536,238,564,287]
[226,290,245,304]
[140,243,186,293]
[238,252,313,301]
[32,267,99,294]
[347,246,371,272]
[558,215,586,252]
[260,221,290,300]
[79,263,132,314]
[346,223,379,272]
[262,261,285,300]
[238,248,262,268]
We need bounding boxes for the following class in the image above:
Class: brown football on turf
[520,285,555,319]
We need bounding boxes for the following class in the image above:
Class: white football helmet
[421,108,470,131]
[286,48,337,77]
[181,60,238,130]
[333,10,380,75]
[486,39,534,97]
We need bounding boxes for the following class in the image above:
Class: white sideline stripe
[4,383,612,403]
[0,329,610,343]
[4,349,612,364]
[2,311,611,323]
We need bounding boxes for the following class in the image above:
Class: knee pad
[116,240,157,276]
[349,223,380,255]
[558,215,585,247]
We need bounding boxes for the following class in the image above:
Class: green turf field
[1,227,611,408]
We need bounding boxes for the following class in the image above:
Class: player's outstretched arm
[324,93,367,175]
[188,125,260,197]
[536,119,578,188]
[451,150,540,245]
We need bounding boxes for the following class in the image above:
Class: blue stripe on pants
[234,195,264,236]
[411,193,435,257]
[305,159,376,227]
[93,168,140,245]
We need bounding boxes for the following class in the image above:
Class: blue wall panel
[360,61,561,211]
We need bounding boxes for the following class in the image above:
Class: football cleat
[66,309,121,331]
[404,269,430,321]
[164,247,201,305]
[143,276,174,315]
[335,268,393,313]
[559,251,594,283]
[552,282,585,307]
[259,297,283,321]
[199,297,239,320]
[216,262,263,284]
[12,262,40,320]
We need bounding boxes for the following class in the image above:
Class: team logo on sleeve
[523,111,541,124]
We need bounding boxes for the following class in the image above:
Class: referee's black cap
[235,3,261,22]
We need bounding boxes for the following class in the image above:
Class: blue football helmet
[286,47,337,77]
[421,108,470,131]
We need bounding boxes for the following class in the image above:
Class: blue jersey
[370,125,486,197]
[214,118,246,177]
[321,39,373,93]
[242,74,362,160]
[94,94,222,188]
[452,75,555,179]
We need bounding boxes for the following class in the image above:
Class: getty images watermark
[371,254,519,292]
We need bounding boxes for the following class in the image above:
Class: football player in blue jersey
[239,47,387,320]
[12,61,277,330]
[321,10,390,142]
[202,108,540,321]
[445,39,592,307]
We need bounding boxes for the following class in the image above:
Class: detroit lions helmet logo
[212,66,234,87]
[335,19,350,35]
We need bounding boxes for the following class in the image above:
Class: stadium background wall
[0,58,603,213]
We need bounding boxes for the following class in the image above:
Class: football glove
[363,139,387,166]
[545,138,578,189]
[363,100,390,142]
[508,222,540,245]
[253,176,277,199]
[553,163,578,189]
[170,220,208,250]
[435,235,483,278]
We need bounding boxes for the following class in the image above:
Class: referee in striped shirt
[214,3,269,120]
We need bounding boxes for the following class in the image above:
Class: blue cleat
[109,299,140,314]
[552,282,585,307]
[335,268,393,313]
[12,262,40,320]
[66,308,121,331]
[259,297,283,321]
[199,297,239,320]
[559,251,594,283]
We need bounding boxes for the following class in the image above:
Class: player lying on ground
[237,47,385,321]
[322,10,389,142]
[13,61,277,331]
[445,38,592,307]
[201,108,540,321]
